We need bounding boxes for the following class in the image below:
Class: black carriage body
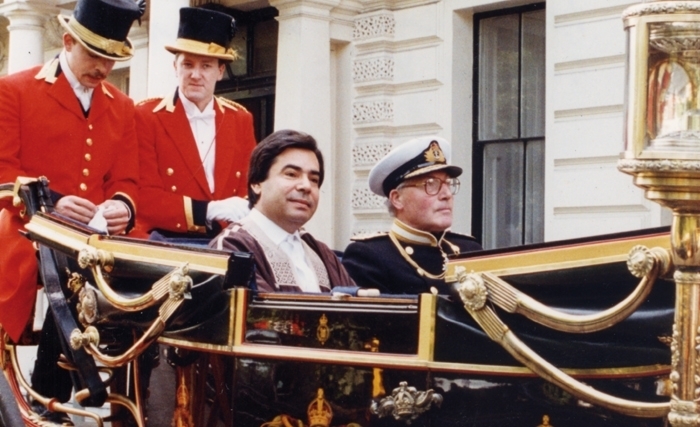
[7,204,673,427]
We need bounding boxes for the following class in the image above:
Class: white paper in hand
[87,205,108,233]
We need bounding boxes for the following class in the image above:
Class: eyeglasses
[398,177,460,196]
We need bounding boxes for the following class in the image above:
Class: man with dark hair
[210,129,354,293]
[134,7,256,239]
[342,136,482,295]
[0,0,145,422]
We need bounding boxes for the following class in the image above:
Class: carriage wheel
[0,371,24,427]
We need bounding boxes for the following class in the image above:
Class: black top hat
[369,136,463,197]
[165,8,237,62]
[58,0,146,61]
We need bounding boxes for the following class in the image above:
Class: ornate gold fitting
[77,286,99,326]
[77,247,114,272]
[169,265,192,300]
[70,326,99,350]
[627,245,673,278]
[307,388,333,427]
[456,272,488,312]
[627,245,655,278]
[669,399,700,425]
[317,314,330,345]
[370,381,442,423]
[66,270,87,294]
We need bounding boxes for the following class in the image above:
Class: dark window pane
[521,9,545,138]
[253,19,278,75]
[524,139,544,244]
[230,23,249,77]
[479,14,519,141]
[482,142,524,249]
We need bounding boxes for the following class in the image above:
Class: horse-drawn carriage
[0,177,676,426]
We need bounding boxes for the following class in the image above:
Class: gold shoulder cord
[389,231,447,280]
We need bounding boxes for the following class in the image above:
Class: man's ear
[251,183,261,195]
[388,189,403,211]
[62,33,74,52]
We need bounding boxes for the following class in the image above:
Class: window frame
[471,2,546,249]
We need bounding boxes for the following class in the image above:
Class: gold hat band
[171,38,235,58]
[68,16,132,56]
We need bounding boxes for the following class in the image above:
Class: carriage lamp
[619,2,700,425]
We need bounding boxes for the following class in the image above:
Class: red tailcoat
[134,93,256,236]
[0,59,139,341]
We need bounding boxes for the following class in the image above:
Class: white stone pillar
[146,0,189,97]
[0,1,55,73]
[128,23,149,101]
[271,0,340,245]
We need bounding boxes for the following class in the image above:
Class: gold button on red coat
[80,183,87,191]
[84,153,91,161]
[176,223,182,229]
[171,186,177,192]
[86,138,93,146]
[167,168,174,176]
[88,124,93,130]
[82,169,89,176]
[236,171,241,178]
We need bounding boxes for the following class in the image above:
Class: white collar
[178,88,215,118]
[390,218,447,247]
[248,208,300,246]
[59,50,93,97]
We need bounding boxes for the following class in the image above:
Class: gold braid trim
[389,231,446,280]
[171,38,237,59]
[67,16,132,56]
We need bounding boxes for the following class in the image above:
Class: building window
[473,3,545,250]
[202,5,278,143]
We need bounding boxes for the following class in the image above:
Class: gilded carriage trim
[453,248,667,333]
[446,232,670,280]
[24,213,231,274]
[6,340,145,427]
[228,289,236,346]
[464,302,670,418]
[232,288,247,346]
[24,213,91,252]
[417,293,436,361]
[255,292,417,305]
[156,335,671,377]
[87,235,229,274]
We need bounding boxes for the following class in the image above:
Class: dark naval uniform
[343,219,482,294]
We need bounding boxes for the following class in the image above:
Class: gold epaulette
[136,97,163,106]
[351,231,388,241]
[216,96,248,112]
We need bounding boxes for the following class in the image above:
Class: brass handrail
[455,281,670,418]
[71,294,185,367]
[78,245,191,312]
[7,341,106,427]
[455,245,671,333]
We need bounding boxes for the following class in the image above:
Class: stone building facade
[0,0,669,250]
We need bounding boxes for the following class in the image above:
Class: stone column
[270,0,340,244]
[0,1,55,73]
[146,0,189,97]
[128,23,149,101]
